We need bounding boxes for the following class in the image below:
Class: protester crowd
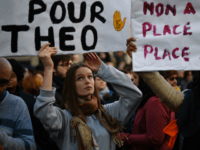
[0,38,198,150]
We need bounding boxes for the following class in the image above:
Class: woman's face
[7,72,18,89]
[166,74,178,88]
[132,72,139,87]
[126,73,134,84]
[187,71,193,82]
[75,67,94,98]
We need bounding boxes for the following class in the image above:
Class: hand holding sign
[113,11,126,31]
[126,38,137,58]
[38,43,57,69]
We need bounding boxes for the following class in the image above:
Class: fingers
[83,54,90,61]
[129,42,137,51]
[126,38,137,58]
[40,43,51,51]
[83,53,99,61]
[127,37,137,51]
[90,53,97,60]
[93,53,100,60]
[127,37,136,43]
[42,47,57,54]
[84,53,93,61]
[127,46,137,52]
[40,43,57,54]
[45,49,57,55]
[45,46,57,51]
[39,45,57,57]
[126,44,136,58]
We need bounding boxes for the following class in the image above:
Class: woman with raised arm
[33,43,142,150]
[126,38,200,150]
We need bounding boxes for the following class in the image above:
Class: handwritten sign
[131,0,200,71]
[0,0,130,57]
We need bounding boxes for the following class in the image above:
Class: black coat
[52,75,65,107]
[14,86,60,150]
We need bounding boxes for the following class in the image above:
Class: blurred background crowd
[7,52,194,99]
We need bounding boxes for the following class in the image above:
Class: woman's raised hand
[126,38,137,58]
[83,53,102,73]
[38,43,57,69]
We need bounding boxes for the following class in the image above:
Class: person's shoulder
[183,89,194,102]
[145,96,170,113]
[183,89,193,95]
[8,92,23,101]
[7,93,28,108]
[146,96,160,105]
[145,96,167,108]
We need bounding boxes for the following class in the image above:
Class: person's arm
[34,88,66,139]
[96,62,142,125]
[137,72,184,112]
[0,101,36,150]
[126,38,184,112]
[34,43,66,139]
[121,97,169,147]
[84,53,142,125]
[38,43,57,90]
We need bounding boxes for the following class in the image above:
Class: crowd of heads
[51,55,73,79]
[1,51,195,103]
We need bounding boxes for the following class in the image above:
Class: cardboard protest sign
[0,0,130,57]
[131,0,200,71]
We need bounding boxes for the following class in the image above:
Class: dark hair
[7,59,25,83]
[184,71,192,81]
[137,77,156,109]
[60,63,101,116]
[51,55,73,70]
[28,67,37,76]
[192,72,200,102]
[35,64,44,76]
[159,70,178,79]
[120,69,129,74]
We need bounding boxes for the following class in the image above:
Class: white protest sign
[0,0,130,57]
[131,0,200,71]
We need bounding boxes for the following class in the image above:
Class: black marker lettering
[35,26,55,50]
[81,25,97,51]
[59,27,75,51]
[29,0,46,23]
[2,25,29,53]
